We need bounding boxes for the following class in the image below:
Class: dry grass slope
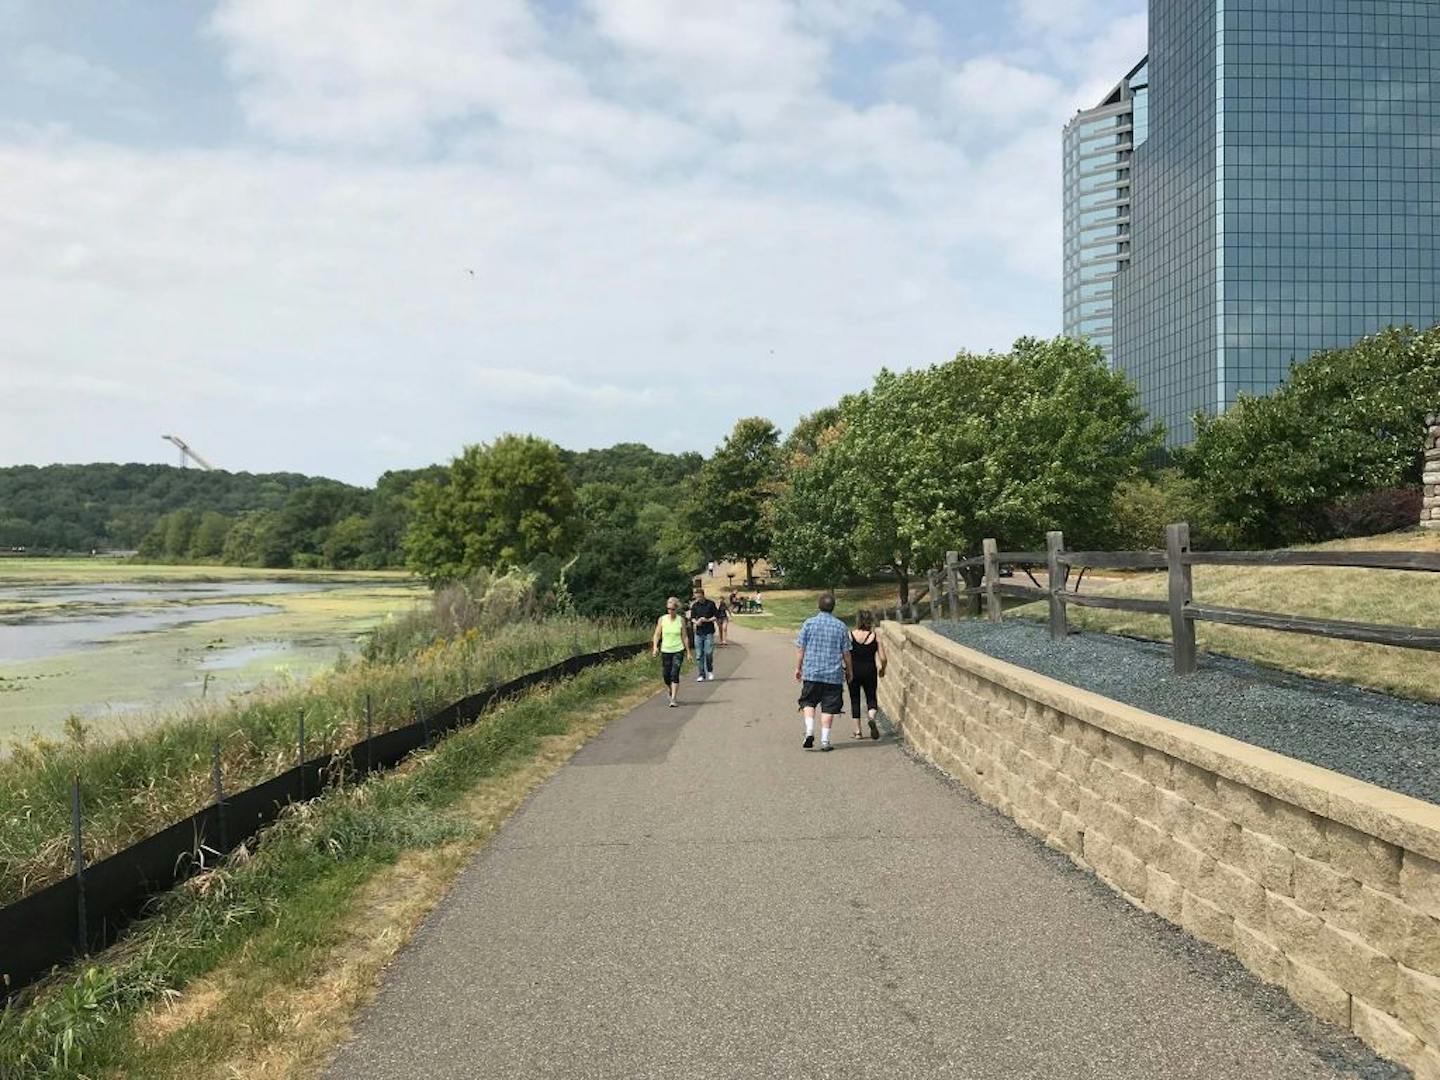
[1048,529,1440,701]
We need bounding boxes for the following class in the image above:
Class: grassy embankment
[0,617,637,908]
[1006,529,1440,702]
[0,647,656,1079]
[733,584,896,634]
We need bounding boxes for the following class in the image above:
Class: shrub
[1184,324,1440,546]
[1318,487,1423,540]
[1105,470,1233,550]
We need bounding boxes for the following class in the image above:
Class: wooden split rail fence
[887,522,1440,675]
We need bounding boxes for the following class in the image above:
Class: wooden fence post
[71,774,86,955]
[212,739,227,853]
[1046,531,1067,641]
[982,539,1001,623]
[297,710,306,799]
[1166,522,1197,674]
[927,571,940,621]
[945,551,961,621]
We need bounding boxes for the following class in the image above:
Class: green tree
[188,511,233,559]
[565,527,693,618]
[1183,324,1440,546]
[686,417,781,584]
[770,337,1159,606]
[323,514,376,569]
[405,435,582,583]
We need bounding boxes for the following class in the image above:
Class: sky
[0,0,1146,485]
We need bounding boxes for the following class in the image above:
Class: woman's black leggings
[849,670,878,718]
[661,650,684,686]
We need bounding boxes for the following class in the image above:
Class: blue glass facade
[1097,0,1440,444]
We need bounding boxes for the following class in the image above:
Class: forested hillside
[0,463,319,552]
[0,446,705,577]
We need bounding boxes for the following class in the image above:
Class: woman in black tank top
[848,609,887,740]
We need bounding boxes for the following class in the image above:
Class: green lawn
[735,584,898,634]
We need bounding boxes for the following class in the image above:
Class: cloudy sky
[0,0,1145,484]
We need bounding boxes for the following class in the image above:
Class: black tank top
[851,631,879,672]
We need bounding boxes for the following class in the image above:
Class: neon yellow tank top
[659,614,685,652]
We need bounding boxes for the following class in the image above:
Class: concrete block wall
[878,622,1440,1077]
[1424,413,1439,530]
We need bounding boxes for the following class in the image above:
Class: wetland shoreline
[0,561,424,743]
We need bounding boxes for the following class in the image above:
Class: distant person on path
[652,597,691,707]
[690,586,719,680]
[716,597,730,646]
[848,609,886,741]
[794,593,852,751]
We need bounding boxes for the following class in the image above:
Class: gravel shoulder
[931,619,1440,807]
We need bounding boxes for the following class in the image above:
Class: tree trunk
[894,563,910,618]
[962,564,983,618]
[745,557,755,586]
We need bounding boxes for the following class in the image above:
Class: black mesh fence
[0,641,646,1000]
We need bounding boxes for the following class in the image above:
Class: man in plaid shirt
[794,593,853,751]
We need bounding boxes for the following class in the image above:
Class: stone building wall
[877,622,1440,1076]
[1424,413,1440,530]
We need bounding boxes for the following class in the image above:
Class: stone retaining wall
[1424,413,1439,530]
[878,622,1440,1077]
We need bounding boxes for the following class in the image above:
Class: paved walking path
[327,627,1393,1080]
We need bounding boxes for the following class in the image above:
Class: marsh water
[0,582,335,662]
[0,572,421,742]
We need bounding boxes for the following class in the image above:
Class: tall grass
[0,616,641,906]
[0,656,654,1078]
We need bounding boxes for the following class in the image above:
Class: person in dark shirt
[848,609,886,740]
[690,587,719,681]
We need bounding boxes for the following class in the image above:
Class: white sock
[804,712,815,736]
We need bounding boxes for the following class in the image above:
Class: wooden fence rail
[883,522,1440,676]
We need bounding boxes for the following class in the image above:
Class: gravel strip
[929,619,1440,807]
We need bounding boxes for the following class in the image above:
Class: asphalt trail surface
[326,627,1400,1080]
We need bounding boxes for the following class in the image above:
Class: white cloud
[15,44,131,97]
[948,56,1065,122]
[1,1,1152,480]
[469,368,674,412]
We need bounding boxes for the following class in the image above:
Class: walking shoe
[696,674,705,682]
[821,743,833,752]
[802,734,814,749]
[868,719,880,740]
[668,700,678,708]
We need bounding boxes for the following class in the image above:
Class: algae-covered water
[0,561,425,743]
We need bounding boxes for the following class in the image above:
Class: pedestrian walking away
[652,597,692,707]
[716,597,730,646]
[690,586,719,680]
[848,609,886,740]
[794,593,852,751]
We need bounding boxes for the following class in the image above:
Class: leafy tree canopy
[405,435,582,582]
[686,417,781,582]
[1182,324,1440,546]
[771,337,1159,601]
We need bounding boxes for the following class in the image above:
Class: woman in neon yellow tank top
[651,596,692,707]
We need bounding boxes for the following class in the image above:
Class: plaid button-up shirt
[796,611,852,684]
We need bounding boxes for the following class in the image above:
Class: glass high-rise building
[1062,60,1149,359]
[1066,0,1440,444]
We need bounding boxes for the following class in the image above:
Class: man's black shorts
[798,680,844,714]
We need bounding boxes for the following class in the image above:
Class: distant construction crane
[161,434,216,471]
